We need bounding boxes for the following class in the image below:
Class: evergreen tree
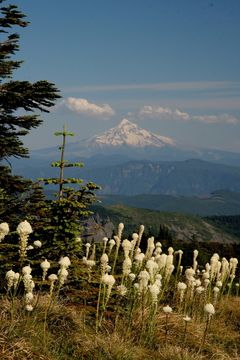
[38,126,100,259]
[0,0,60,222]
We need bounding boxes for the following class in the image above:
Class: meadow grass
[0,220,239,359]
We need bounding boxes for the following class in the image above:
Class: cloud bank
[139,105,239,124]
[62,97,115,119]
[63,81,240,93]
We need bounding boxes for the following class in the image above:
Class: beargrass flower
[13,272,19,289]
[59,256,71,269]
[196,286,205,294]
[135,224,144,252]
[146,259,158,281]
[195,279,201,287]
[165,264,175,279]
[157,253,167,270]
[230,258,238,276]
[117,284,127,296]
[134,252,145,267]
[100,253,108,264]
[33,240,42,248]
[47,274,57,282]
[220,258,229,282]
[25,292,34,303]
[202,271,210,279]
[18,221,32,262]
[138,270,150,293]
[204,303,215,316]
[193,249,198,258]
[132,233,138,241]
[163,305,172,314]
[58,268,69,286]
[210,254,220,281]
[213,286,220,304]
[41,259,51,280]
[193,256,198,272]
[22,265,32,275]
[41,259,50,271]
[84,242,91,259]
[122,256,132,276]
[134,283,140,291]
[23,275,35,293]
[102,237,108,253]
[48,274,58,295]
[6,270,15,289]
[122,239,132,258]
[177,282,187,302]
[108,239,115,255]
[216,280,222,288]
[154,243,162,255]
[103,237,108,245]
[149,283,160,304]
[154,274,162,289]
[0,222,9,241]
[106,273,115,286]
[138,224,144,242]
[129,272,136,281]
[117,223,124,240]
[17,220,32,236]
[102,273,115,299]
[145,237,155,259]
[113,235,121,248]
[26,304,33,312]
[185,267,195,283]
[100,253,109,274]
[85,259,96,268]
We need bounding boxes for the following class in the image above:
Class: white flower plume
[139,105,239,124]
[62,97,115,119]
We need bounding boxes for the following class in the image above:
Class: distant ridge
[24,118,240,166]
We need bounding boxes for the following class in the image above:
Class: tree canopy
[0,0,60,223]
[0,1,60,161]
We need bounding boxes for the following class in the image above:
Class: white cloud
[63,81,240,93]
[62,97,115,119]
[192,114,238,124]
[139,105,239,124]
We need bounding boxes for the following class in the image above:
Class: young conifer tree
[38,126,100,259]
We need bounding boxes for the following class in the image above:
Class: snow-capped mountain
[85,118,175,148]
[24,118,240,167]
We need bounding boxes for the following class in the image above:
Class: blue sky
[8,0,240,152]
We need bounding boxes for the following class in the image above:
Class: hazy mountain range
[10,119,240,215]
[26,119,240,166]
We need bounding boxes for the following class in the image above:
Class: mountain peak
[86,118,175,148]
[119,118,132,126]
[118,118,136,127]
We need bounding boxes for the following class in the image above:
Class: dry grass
[0,294,239,360]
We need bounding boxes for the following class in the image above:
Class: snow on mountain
[85,118,175,148]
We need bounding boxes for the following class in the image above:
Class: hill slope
[88,204,240,244]
[99,190,240,216]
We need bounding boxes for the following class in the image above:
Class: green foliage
[0,0,60,224]
[37,127,100,259]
